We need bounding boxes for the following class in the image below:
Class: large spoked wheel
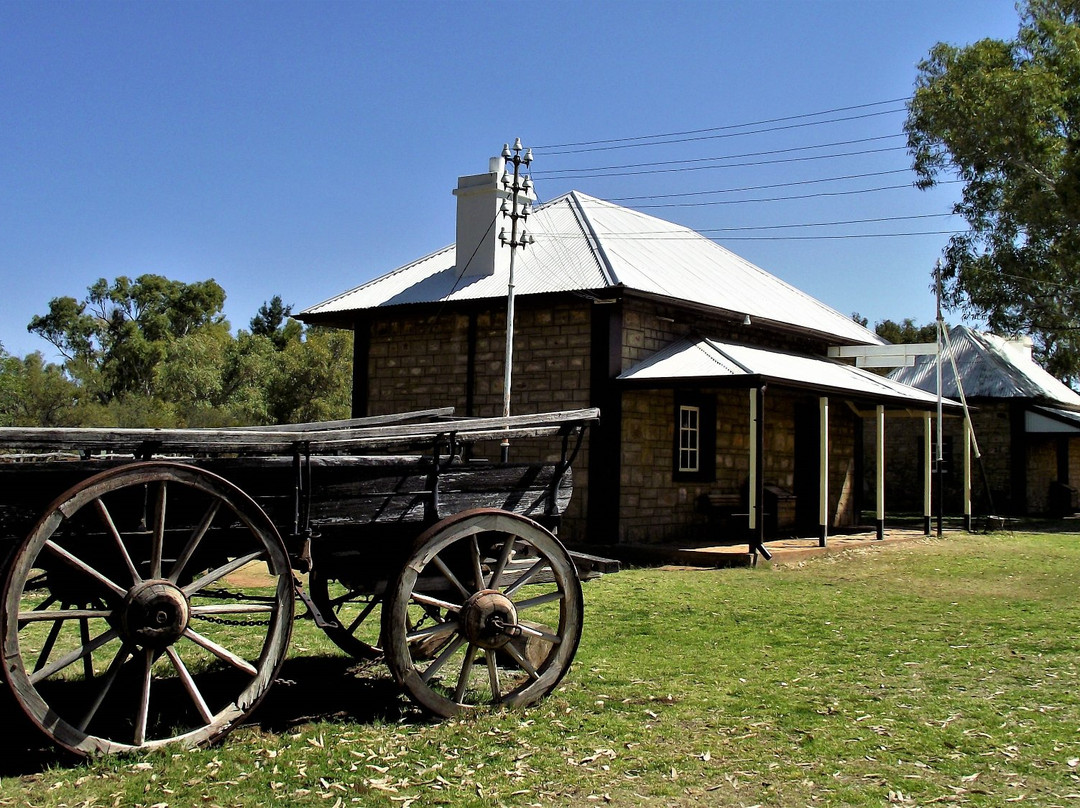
[307,565,383,660]
[0,462,294,757]
[384,508,583,717]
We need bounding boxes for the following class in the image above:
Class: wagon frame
[0,407,612,757]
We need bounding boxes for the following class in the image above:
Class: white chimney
[453,156,535,278]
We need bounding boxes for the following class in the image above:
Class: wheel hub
[119,580,190,649]
[460,589,518,650]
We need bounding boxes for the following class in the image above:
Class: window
[673,394,715,482]
[679,405,700,473]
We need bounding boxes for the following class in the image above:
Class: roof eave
[617,372,959,410]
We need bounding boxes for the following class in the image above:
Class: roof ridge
[567,191,619,287]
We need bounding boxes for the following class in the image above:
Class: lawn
[3,530,1079,807]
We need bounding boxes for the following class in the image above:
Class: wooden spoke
[328,587,364,609]
[487,536,516,590]
[77,644,132,733]
[80,618,94,680]
[432,556,471,600]
[183,549,266,596]
[43,540,127,598]
[19,608,112,623]
[486,653,501,701]
[29,628,118,685]
[345,597,380,635]
[2,462,293,757]
[150,482,167,580]
[405,620,458,644]
[503,557,547,598]
[168,499,221,584]
[513,590,564,612]
[517,623,562,645]
[469,536,485,592]
[410,591,462,613]
[94,498,141,585]
[501,641,541,681]
[33,616,66,674]
[306,565,383,660]
[133,648,154,746]
[454,644,478,704]
[165,646,214,725]
[421,634,467,684]
[385,509,583,718]
[183,628,259,677]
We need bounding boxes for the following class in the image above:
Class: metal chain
[193,612,271,627]
[193,587,276,626]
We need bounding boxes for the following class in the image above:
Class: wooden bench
[697,492,745,529]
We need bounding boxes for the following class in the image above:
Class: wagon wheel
[0,461,293,757]
[307,565,383,660]
[383,508,583,717]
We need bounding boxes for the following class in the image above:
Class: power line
[535,230,965,243]
[536,108,907,156]
[537,145,908,180]
[533,133,904,177]
[702,212,956,232]
[609,169,915,202]
[532,98,909,152]
[627,179,962,208]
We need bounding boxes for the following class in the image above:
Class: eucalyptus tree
[906,0,1080,386]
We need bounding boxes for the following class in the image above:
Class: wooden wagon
[0,408,614,757]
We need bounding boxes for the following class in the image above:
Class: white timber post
[819,396,829,547]
[748,386,769,559]
[876,404,885,540]
[964,416,973,532]
[923,411,933,536]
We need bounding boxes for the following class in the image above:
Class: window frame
[673,393,716,483]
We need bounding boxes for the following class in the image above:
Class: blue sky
[1,0,1021,360]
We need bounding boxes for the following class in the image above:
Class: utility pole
[499,138,534,463]
[935,259,944,538]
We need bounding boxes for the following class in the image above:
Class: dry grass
[3,530,1079,807]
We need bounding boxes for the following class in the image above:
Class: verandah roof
[617,335,956,410]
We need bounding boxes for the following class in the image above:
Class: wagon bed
[0,407,614,757]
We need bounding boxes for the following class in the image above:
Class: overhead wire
[533,99,908,154]
[533,133,904,177]
[518,96,964,242]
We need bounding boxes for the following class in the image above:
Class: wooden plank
[232,407,455,432]
[0,455,574,543]
[0,408,598,455]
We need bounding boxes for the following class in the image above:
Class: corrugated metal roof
[300,191,882,346]
[618,335,950,408]
[889,325,1080,408]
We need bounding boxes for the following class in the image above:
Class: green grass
[4,531,1080,807]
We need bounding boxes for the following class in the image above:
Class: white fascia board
[828,343,938,368]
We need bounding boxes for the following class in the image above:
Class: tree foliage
[874,318,938,345]
[27,275,227,401]
[8,282,353,428]
[905,0,1080,386]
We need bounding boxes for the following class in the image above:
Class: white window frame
[678,404,700,473]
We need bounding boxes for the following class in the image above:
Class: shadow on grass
[0,653,414,777]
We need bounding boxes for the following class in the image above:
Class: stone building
[299,159,944,550]
[884,326,1080,517]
